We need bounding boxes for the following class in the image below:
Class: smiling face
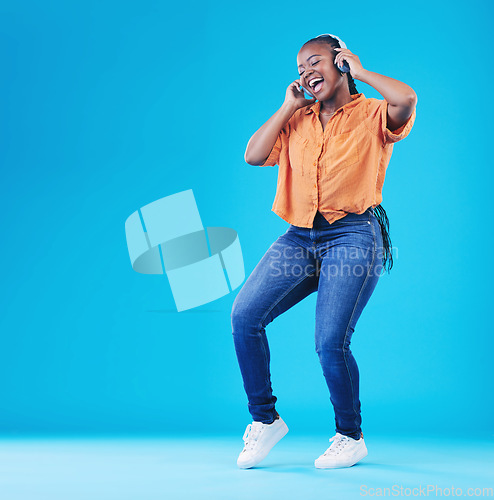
[297,42,345,99]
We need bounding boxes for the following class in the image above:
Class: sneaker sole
[237,421,289,469]
[314,444,368,469]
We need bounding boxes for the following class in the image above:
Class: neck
[320,88,353,114]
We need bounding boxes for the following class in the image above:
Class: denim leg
[314,216,383,439]
[231,231,318,424]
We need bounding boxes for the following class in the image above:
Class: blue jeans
[231,207,383,439]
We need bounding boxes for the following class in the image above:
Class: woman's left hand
[334,48,366,80]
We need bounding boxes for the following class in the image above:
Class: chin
[319,89,335,100]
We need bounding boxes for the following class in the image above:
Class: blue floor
[0,433,492,499]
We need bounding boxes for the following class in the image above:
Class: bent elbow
[244,147,256,165]
[245,152,266,166]
[244,152,256,165]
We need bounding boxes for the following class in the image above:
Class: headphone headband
[314,33,347,49]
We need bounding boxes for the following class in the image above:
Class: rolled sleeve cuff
[260,136,281,167]
[383,103,416,144]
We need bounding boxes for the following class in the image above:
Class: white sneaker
[237,416,289,469]
[314,432,368,469]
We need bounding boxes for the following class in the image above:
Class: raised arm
[334,47,417,132]
[245,80,315,166]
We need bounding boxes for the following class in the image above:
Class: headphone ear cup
[336,60,351,73]
[300,84,314,98]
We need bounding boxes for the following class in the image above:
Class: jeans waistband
[313,207,374,228]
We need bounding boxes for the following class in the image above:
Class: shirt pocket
[325,131,359,176]
[288,129,308,176]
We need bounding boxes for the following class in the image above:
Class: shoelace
[241,422,265,452]
[323,433,351,456]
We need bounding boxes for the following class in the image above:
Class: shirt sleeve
[260,134,282,167]
[259,121,290,167]
[366,98,416,145]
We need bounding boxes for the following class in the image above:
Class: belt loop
[368,206,374,222]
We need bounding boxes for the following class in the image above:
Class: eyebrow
[297,54,322,68]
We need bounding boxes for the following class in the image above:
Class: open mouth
[309,77,324,93]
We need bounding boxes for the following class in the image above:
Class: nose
[304,70,313,83]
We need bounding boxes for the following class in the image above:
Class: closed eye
[298,60,320,76]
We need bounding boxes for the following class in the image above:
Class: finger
[335,48,352,58]
[337,53,349,64]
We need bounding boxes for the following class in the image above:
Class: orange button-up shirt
[260,92,416,227]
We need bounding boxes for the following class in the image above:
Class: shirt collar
[304,92,365,115]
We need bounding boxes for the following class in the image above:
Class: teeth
[309,78,323,88]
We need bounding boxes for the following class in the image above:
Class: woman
[232,33,417,469]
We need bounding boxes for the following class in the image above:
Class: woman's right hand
[283,79,316,110]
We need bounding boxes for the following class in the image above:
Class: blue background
[0,0,492,438]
